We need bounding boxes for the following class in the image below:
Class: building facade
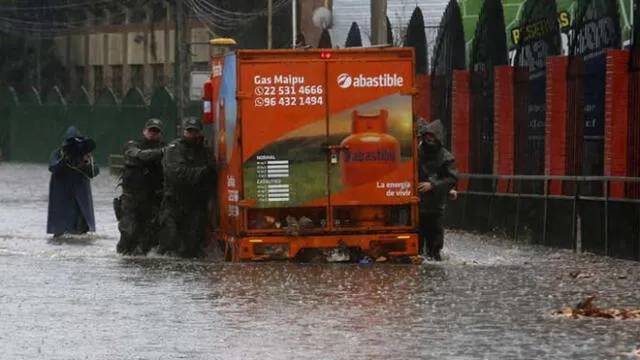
[53,2,215,98]
[52,0,444,99]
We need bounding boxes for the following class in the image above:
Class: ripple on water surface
[1,163,639,360]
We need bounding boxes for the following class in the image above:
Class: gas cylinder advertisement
[239,56,414,209]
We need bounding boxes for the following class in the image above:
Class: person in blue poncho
[46,126,100,238]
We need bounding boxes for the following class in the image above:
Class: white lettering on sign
[229,205,239,217]
[212,64,222,77]
[254,75,272,85]
[252,74,323,108]
[228,190,239,202]
[226,175,239,218]
[257,155,276,160]
[575,17,618,60]
[253,74,306,86]
[253,96,323,107]
[227,175,236,188]
[376,181,412,197]
[336,73,405,89]
[274,74,305,85]
[518,40,549,76]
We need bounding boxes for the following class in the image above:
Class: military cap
[144,118,163,130]
[182,117,202,131]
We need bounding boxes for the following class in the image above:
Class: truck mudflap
[223,232,419,263]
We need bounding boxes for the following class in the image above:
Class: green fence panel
[10,87,56,163]
[119,87,150,145]
[40,86,70,161]
[0,86,19,161]
[92,88,120,165]
[7,89,31,162]
[67,86,93,142]
[149,86,178,138]
[186,100,203,120]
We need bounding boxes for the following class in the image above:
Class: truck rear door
[238,52,330,231]
[237,49,416,233]
[325,50,416,230]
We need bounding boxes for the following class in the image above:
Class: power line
[0,0,113,12]
[0,1,148,37]
[187,0,291,37]
[0,0,288,38]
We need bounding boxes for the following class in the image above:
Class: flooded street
[1,162,640,360]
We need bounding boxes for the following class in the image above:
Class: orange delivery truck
[206,47,421,262]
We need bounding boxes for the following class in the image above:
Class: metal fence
[0,85,204,165]
[468,68,494,193]
[628,50,640,198]
[429,0,466,149]
[445,173,640,261]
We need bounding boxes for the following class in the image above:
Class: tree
[344,22,363,48]
[0,0,69,92]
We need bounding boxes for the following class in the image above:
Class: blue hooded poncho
[46,126,100,236]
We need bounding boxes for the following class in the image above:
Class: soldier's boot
[178,230,205,259]
[156,227,179,256]
[140,217,162,255]
[116,234,138,255]
[117,217,139,255]
[138,233,159,255]
[426,247,442,261]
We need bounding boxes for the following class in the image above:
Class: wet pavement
[1,162,639,360]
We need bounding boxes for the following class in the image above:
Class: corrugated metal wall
[330,0,449,54]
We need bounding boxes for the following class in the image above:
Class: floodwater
[1,162,639,360]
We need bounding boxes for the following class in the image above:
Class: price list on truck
[255,155,290,203]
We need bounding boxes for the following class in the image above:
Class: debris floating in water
[614,344,640,357]
[553,296,640,320]
[569,270,597,280]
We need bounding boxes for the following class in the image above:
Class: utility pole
[174,0,186,126]
[632,0,635,48]
[370,0,387,45]
[292,0,297,49]
[36,0,43,91]
[268,0,273,49]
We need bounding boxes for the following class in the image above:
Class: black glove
[153,147,164,159]
[199,164,216,184]
[63,137,96,156]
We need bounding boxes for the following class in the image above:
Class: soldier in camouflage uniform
[157,117,216,258]
[116,118,166,255]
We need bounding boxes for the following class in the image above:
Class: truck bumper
[224,232,419,262]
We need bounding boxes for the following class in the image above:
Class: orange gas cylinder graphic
[339,109,401,188]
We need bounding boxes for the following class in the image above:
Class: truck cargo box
[211,48,420,262]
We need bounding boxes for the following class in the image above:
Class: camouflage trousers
[156,196,209,258]
[116,193,161,255]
